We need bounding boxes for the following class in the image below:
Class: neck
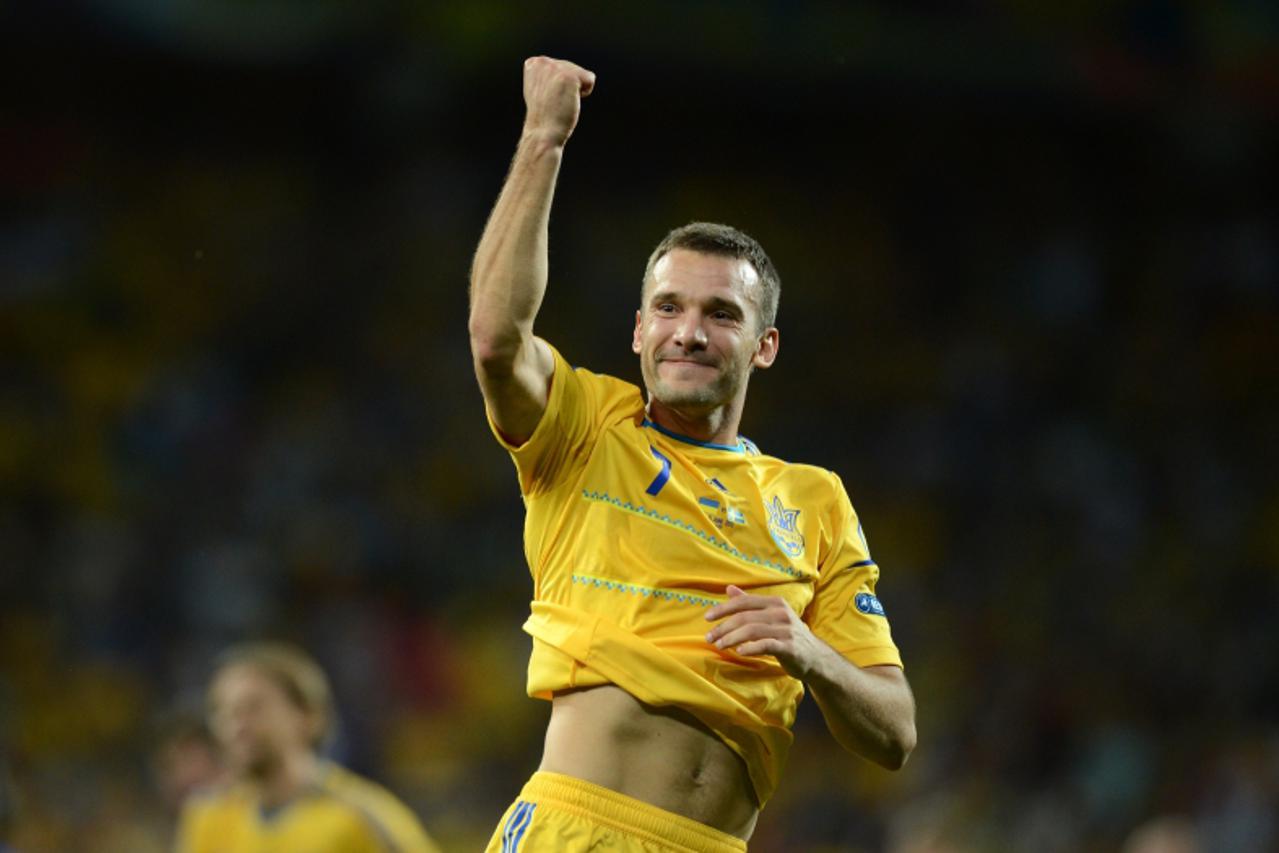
[646,397,744,447]
[249,750,320,809]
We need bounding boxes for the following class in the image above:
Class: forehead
[646,249,761,306]
[211,663,285,703]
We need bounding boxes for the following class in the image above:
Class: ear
[302,709,326,749]
[632,309,643,355]
[752,327,779,370]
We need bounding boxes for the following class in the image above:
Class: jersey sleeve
[485,341,633,496]
[323,767,443,853]
[368,798,442,853]
[804,474,903,668]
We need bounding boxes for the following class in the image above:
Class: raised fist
[522,56,596,145]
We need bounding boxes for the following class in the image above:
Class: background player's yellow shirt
[174,762,440,853]
[488,343,903,806]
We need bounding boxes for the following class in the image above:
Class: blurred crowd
[2,2,1277,851]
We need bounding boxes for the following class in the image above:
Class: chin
[654,386,725,412]
[645,364,736,412]
[227,747,274,779]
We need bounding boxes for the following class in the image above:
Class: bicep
[476,336,554,446]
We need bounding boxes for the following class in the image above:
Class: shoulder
[319,764,436,852]
[751,452,854,515]
[176,784,248,851]
[555,350,645,415]
[751,450,846,491]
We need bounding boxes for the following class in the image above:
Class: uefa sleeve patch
[854,592,886,617]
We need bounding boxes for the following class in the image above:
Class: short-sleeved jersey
[175,762,441,853]
[488,343,902,806]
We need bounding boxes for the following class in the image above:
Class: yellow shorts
[484,772,748,853]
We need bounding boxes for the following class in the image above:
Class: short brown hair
[210,642,335,748]
[642,222,781,330]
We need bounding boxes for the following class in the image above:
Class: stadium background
[2,2,1277,850]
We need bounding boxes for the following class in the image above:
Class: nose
[672,311,709,351]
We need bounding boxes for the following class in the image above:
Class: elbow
[881,720,917,771]
[468,320,522,378]
[868,719,916,772]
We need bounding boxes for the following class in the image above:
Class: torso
[178,764,435,853]
[506,353,894,821]
[539,684,759,839]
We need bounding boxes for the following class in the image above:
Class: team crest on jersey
[766,495,805,558]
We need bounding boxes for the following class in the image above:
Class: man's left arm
[705,585,916,769]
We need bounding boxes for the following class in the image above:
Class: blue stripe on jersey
[645,446,672,495]
[848,559,876,569]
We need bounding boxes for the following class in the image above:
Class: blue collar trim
[642,419,749,453]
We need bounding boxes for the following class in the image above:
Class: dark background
[2,2,1277,850]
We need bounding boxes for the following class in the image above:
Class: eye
[712,310,736,322]
[656,303,677,315]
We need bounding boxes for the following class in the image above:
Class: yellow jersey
[488,343,903,806]
[175,761,440,853]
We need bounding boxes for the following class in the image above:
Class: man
[175,642,440,853]
[471,57,916,850]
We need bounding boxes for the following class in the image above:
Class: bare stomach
[538,684,759,839]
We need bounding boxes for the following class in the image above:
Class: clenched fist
[522,56,596,145]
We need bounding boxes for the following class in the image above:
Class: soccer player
[175,642,440,853]
[469,57,917,850]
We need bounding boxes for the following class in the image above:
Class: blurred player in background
[469,56,916,850]
[175,642,440,853]
[152,713,226,819]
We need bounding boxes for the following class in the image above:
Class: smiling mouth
[659,357,715,368]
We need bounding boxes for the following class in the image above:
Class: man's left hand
[705,585,826,679]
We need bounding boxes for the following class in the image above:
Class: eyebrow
[648,290,747,316]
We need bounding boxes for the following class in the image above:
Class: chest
[571,428,829,590]
[201,798,368,853]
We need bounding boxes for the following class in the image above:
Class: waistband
[519,771,748,852]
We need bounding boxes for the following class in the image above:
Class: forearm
[806,647,916,770]
[704,586,917,769]
[468,130,564,369]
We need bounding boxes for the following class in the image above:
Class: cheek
[637,323,662,352]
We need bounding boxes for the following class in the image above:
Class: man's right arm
[468,56,595,445]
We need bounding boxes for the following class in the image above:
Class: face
[632,249,778,414]
[208,664,317,779]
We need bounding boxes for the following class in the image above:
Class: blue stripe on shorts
[501,800,537,852]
